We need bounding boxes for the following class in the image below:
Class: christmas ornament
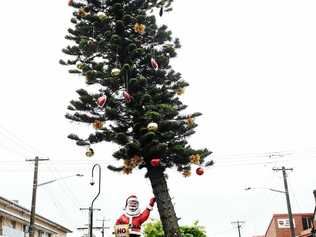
[151,158,160,167]
[123,91,132,103]
[131,155,143,166]
[96,11,107,21]
[78,8,88,17]
[97,95,107,108]
[85,147,94,157]
[68,0,73,6]
[133,23,145,33]
[93,120,103,130]
[123,167,133,175]
[111,68,121,77]
[190,154,201,164]
[182,170,191,177]
[186,117,194,127]
[76,63,84,70]
[150,58,159,71]
[147,122,158,132]
[196,167,204,176]
[176,87,185,95]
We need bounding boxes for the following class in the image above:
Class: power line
[0,124,46,157]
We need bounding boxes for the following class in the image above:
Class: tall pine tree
[61,0,213,236]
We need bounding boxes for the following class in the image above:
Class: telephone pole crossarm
[231,221,245,237]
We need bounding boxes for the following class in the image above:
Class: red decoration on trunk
[196,167,204,176]
[151,158,160,167]
[150,58,159,71]
[123,91,132,103]
[97,95,107,108]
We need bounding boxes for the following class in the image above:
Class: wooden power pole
[26,157,49,237]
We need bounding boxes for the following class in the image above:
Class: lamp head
[90,178,95,186]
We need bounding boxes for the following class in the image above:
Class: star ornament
[133,23,145,33]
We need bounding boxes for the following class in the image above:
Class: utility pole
[97,218,109,237]
[77,226,110,237]
[26,157,49,237]
[80,207,101,237]
[231,221,245,237]
[273,166,295,237]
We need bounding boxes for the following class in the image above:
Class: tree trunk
[148,167,181,237]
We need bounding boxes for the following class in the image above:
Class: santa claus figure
[115,195,156,237]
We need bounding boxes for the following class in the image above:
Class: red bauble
[97,95,107,108]
[151,158,160,167]
[68,0,73,6]
[150,58,159,70]
[123,91,132,103]
[196,167,204,176]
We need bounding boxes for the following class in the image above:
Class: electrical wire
[0,123,45,157]
[288,179,302,212]
[0,142,29,159]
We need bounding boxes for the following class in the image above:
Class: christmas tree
[61,0,213,236]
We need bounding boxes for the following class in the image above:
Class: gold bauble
[147,122,158,132]
[97,12,107,21]
[176,88,185,95]
[78,8,88,17]
[111,68,121,77]
[186,117,194,127]
[85,148,94,157]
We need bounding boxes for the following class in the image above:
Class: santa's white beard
[125,207,140,216]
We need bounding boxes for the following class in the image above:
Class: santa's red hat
[125,195,138,208]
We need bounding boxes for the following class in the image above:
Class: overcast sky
[0,1,316,237]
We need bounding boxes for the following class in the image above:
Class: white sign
[277,218,296,228]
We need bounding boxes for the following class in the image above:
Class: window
[38,230,44,237]
[10,220,16,229]
[302,216,313,230]
[23,225,29,233]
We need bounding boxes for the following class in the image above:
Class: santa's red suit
[115,195,155,236]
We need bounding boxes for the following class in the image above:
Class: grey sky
[0,1,316,237]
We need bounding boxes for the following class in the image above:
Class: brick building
[264,213,314,237]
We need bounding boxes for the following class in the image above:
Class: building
[0,196,72,237]
[264,213,314,237]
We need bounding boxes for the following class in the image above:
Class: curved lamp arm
[91,164,101,209]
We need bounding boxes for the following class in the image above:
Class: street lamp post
[245,185,295,237]
[37,174,84,187]
[89,164,102,237]
[28,170,83,237]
